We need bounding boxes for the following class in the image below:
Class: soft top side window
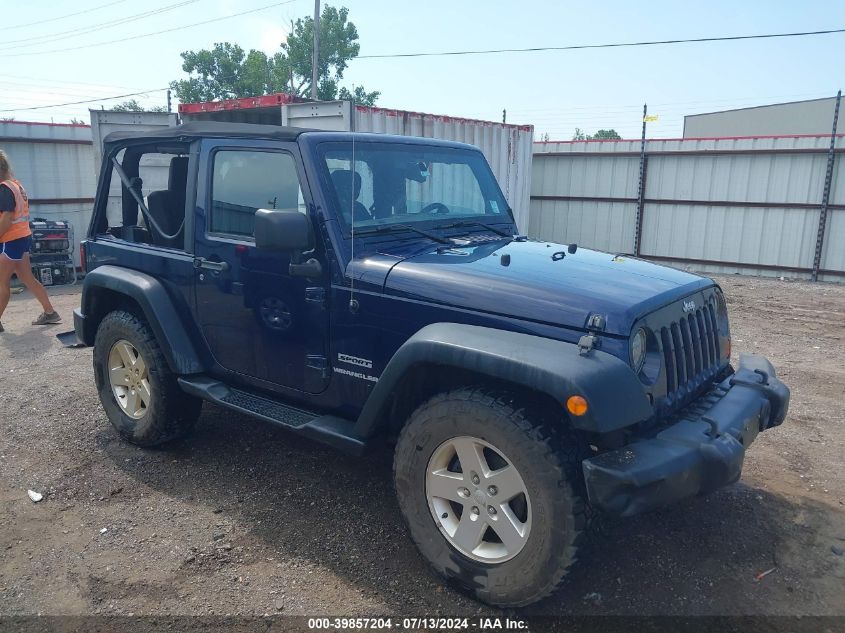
[97,142,192,251]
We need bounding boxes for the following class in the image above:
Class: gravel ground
[0,275,843,618]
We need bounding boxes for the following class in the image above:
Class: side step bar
[177,376,368,456]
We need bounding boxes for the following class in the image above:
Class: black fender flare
[77,265,205,375]
[354,323,652,437]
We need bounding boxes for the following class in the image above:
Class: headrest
[330,169,362,199]
[169,156,189,191]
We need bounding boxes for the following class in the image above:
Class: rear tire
[394,388,586,607]
[93,310,201,447]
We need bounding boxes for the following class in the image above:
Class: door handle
[193,257,229,273]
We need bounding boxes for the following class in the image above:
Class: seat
[146,156,189,248]
[330,169,370,223]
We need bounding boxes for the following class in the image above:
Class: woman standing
[0,150,60,332]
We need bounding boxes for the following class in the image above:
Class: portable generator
[28,218,77,286]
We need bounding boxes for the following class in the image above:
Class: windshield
[318,141,513,232]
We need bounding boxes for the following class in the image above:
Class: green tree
[591,129,622,140]
[170,5,379,105]
[110,99,168,113]
[572,128,621,141]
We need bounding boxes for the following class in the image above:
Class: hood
[382,239,713,336]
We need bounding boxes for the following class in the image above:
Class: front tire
[394,388,586,607]
[93,310,201,447]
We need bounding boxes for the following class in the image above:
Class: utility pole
[502,109,506,124]
[289,19,295,95]
[166,89,172,113]
[311,0,320,100]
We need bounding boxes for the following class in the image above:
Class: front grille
[660,301,721,402]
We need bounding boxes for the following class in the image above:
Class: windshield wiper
[440,220,513,237]
[355,223,452,244]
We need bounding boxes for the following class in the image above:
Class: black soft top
[102,121,315,147]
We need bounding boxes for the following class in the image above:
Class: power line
[0,88,169,113]
[0,79,142,99]
[0,72,145,92]
[0,0,200,50]
[3,0,302,57]
[0,81,132,100]
[357,28,845,59]
[7,0,131,29]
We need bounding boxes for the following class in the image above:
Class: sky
[3,0,845,140]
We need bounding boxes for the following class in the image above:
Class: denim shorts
[0,235,32,261]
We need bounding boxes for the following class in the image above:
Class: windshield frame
[314,139,516,239]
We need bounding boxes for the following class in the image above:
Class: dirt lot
[0,275,843,618]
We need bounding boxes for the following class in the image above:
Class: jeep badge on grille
[683,299,697,313]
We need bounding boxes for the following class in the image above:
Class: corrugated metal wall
[0,121,95,266]
[530,135,845,282]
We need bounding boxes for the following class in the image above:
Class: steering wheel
[418,202,451,215]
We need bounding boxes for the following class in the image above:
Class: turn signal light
[566,395,589,417]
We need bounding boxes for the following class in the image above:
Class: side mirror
[254,208,314,252]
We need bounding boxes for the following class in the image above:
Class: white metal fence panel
[530,199,636,253]
[820,209,845,279]
[529,135,845,281]
[639,204,819,268]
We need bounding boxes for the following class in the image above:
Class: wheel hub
[107,339,151,420]
[425,435,531,563]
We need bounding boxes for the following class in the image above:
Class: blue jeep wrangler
[73,122,789,607]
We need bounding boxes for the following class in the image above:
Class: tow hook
[730,368,771,389]
[701,415,719,439]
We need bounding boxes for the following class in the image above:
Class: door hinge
[306,355,328,378]
[305,287,326,306]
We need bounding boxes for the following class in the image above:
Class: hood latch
[579,314,606,356]
[578,334,597,356]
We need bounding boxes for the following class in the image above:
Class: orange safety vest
[0,179,31,243]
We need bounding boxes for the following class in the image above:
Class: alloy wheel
[107,339,151,419]
[426,435,531,563]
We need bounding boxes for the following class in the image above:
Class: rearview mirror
[254,209,314,252]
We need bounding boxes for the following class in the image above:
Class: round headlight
[630,327,647,374]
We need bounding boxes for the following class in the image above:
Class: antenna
[348,105,359,314]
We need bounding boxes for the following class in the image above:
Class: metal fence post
[812,90,841,281]
[634,104,648,256]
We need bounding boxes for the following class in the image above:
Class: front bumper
[582,354,790,517]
